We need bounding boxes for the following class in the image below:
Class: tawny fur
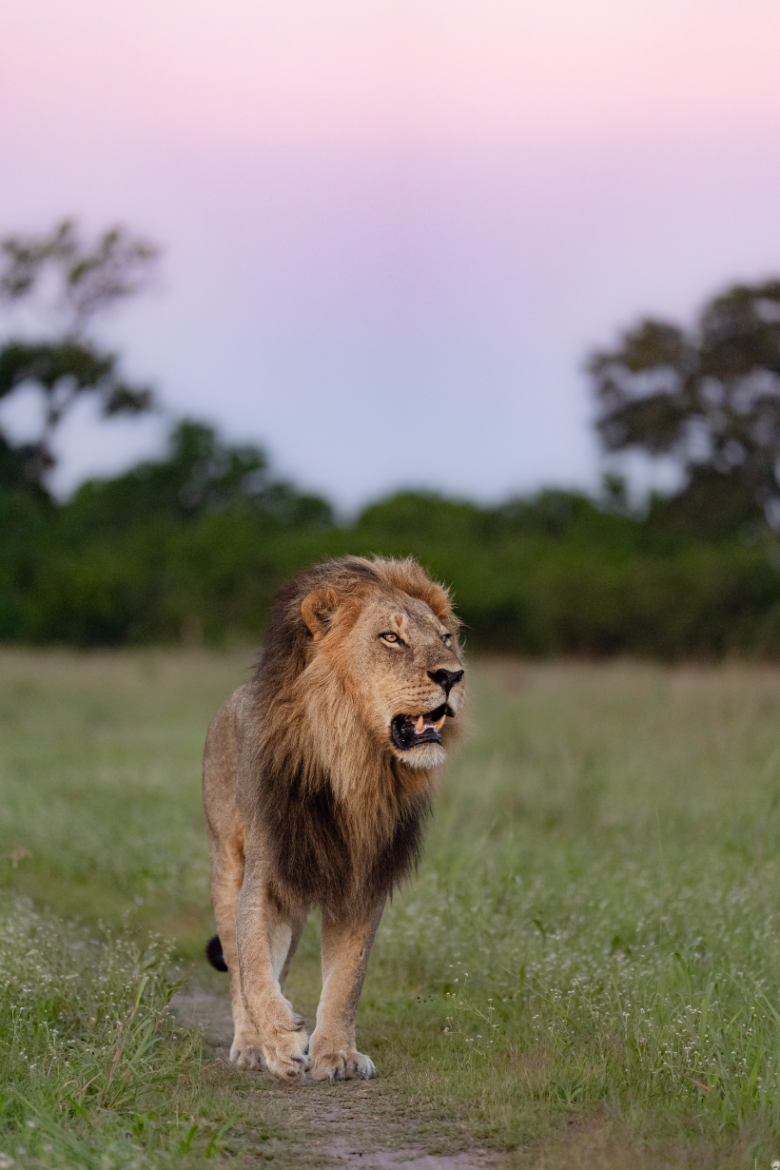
[202,555,465,1083]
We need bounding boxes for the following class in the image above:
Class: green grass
[0,908,258,1168]
[4,650,780,1166]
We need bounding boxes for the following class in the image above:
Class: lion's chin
[392,741,446,770]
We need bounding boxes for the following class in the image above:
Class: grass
[0,908,255,1168]
[4,650,780,1166]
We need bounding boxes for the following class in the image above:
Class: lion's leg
[308,899,384,1081]
[208,830,269,1069]
[203,691,268,1068]
[236,849,310,1083]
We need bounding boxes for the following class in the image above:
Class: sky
[2,0,780,510]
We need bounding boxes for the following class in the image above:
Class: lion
[202,555,465,1083]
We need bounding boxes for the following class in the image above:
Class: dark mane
[261,750,430,915]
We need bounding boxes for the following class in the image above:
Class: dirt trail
[172,985,501,1169]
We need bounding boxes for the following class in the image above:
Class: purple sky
[3,1,780,509]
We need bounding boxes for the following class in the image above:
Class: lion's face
[335,589,466,770]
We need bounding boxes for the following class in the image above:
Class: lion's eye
[441,633,451,643]
[380,632,402,645]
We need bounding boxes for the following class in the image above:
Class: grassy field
[4,651,780,1167]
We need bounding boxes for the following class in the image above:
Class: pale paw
[264,1044,310,1083]
[230,1041,266,1071]
[308,1048,376,1081]
[263,1026,311,1084]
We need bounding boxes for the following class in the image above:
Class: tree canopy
[588,280,780,534]
[0,219,158,490]
[67,419,334,536]
[0,218,158,335]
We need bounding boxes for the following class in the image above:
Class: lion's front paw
[308,1046,375,1081]
[263,1027,311,1084]
[230,1039,266,1071]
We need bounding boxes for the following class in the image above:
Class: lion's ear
[301,589,338,641]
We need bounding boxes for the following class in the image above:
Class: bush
[4,426,780,656]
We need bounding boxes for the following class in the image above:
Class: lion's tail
[205,934,228,972]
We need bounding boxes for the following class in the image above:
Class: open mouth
[390,703,454,751]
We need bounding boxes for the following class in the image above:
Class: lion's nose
[427,668,464,695]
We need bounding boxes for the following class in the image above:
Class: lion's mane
[244,556,459,917]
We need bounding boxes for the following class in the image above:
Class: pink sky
[3,0,780,506]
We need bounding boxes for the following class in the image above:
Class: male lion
[202,555,465,1083]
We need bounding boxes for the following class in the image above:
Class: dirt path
[172,984,502,1169]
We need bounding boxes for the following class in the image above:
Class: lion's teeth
[433,714,446,732]
[415,714,425,734]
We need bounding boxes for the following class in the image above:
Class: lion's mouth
[390,703,454,751]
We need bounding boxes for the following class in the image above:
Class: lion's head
[299,558,465,771]
[258,556,465,782]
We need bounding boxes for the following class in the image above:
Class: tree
[0,219,158,489]
[67,419,334,534]
[588,280,780,534]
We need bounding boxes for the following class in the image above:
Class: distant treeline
[4,420,780,658]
